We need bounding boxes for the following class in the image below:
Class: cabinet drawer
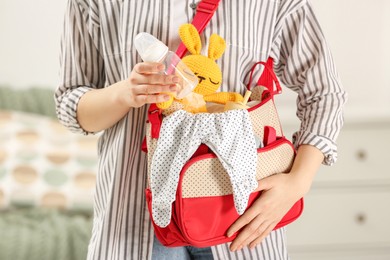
[315,125,390,183]
[287,188,390,247]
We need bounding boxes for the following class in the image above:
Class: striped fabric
[55,0,347,259]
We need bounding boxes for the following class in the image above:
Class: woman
[55,0,347,259]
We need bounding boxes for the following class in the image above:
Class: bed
[0,86,99,260]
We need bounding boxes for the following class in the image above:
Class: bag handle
[247,59,282,97]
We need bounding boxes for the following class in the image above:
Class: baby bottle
[134,32,198,99]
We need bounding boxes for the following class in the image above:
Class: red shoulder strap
[176,0,279,96]
[176,0,221,58]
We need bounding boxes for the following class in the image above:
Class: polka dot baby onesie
[150,110,258,227]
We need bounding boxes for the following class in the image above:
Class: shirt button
[190,2,198,10]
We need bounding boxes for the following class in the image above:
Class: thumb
[255,175,277,191]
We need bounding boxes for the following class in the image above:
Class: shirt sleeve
[271,2,348,165]
[54,0,105,135]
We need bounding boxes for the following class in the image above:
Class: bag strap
[257,58,281,95]
[176,0,279,95]
[246,59,282,97]
[176,0,222,59]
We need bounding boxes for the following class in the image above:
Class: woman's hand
[113,62,179,108]
[77,62,180,132]
[227,144,324,252]
[227,173,304,251]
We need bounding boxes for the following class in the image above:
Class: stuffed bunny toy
[157,24,243,114]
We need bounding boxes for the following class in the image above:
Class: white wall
[0,0,389,122]
[277,0,390,124]
[0,1,66,89]
[312,0,390,122]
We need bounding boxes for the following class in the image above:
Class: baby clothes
[150,109,258,227]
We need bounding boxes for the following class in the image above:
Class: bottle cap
[134,32,169,62]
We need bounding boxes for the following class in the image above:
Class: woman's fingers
[226,175,289,252]
[227,200,272,251]
[133,84,176,106]
[133,62,165,74]
[132,73,180,86]
[227,178,274,239]
[248,224,275,249]
[136,84,177,95]
[133,62,180,85]
[227,203,260,238]
[127,62,183,107]
[135,93,172,105]
[229,214,265,251]
[228,204,279,252]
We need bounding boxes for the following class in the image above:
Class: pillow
[0,110,99,212]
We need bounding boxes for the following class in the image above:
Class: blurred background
[280,1,390,260]
[0,0,389,260]
[0,1,98,260]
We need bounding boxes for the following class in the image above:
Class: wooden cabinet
[285,122,390,259]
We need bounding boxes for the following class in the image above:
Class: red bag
[141,0,303,248]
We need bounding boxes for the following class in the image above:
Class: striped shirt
[55,0,347,259]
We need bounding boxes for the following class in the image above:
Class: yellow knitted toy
[157,24,243,113]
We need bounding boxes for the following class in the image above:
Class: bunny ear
[179,24,202,55]
[208,34,226,60]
